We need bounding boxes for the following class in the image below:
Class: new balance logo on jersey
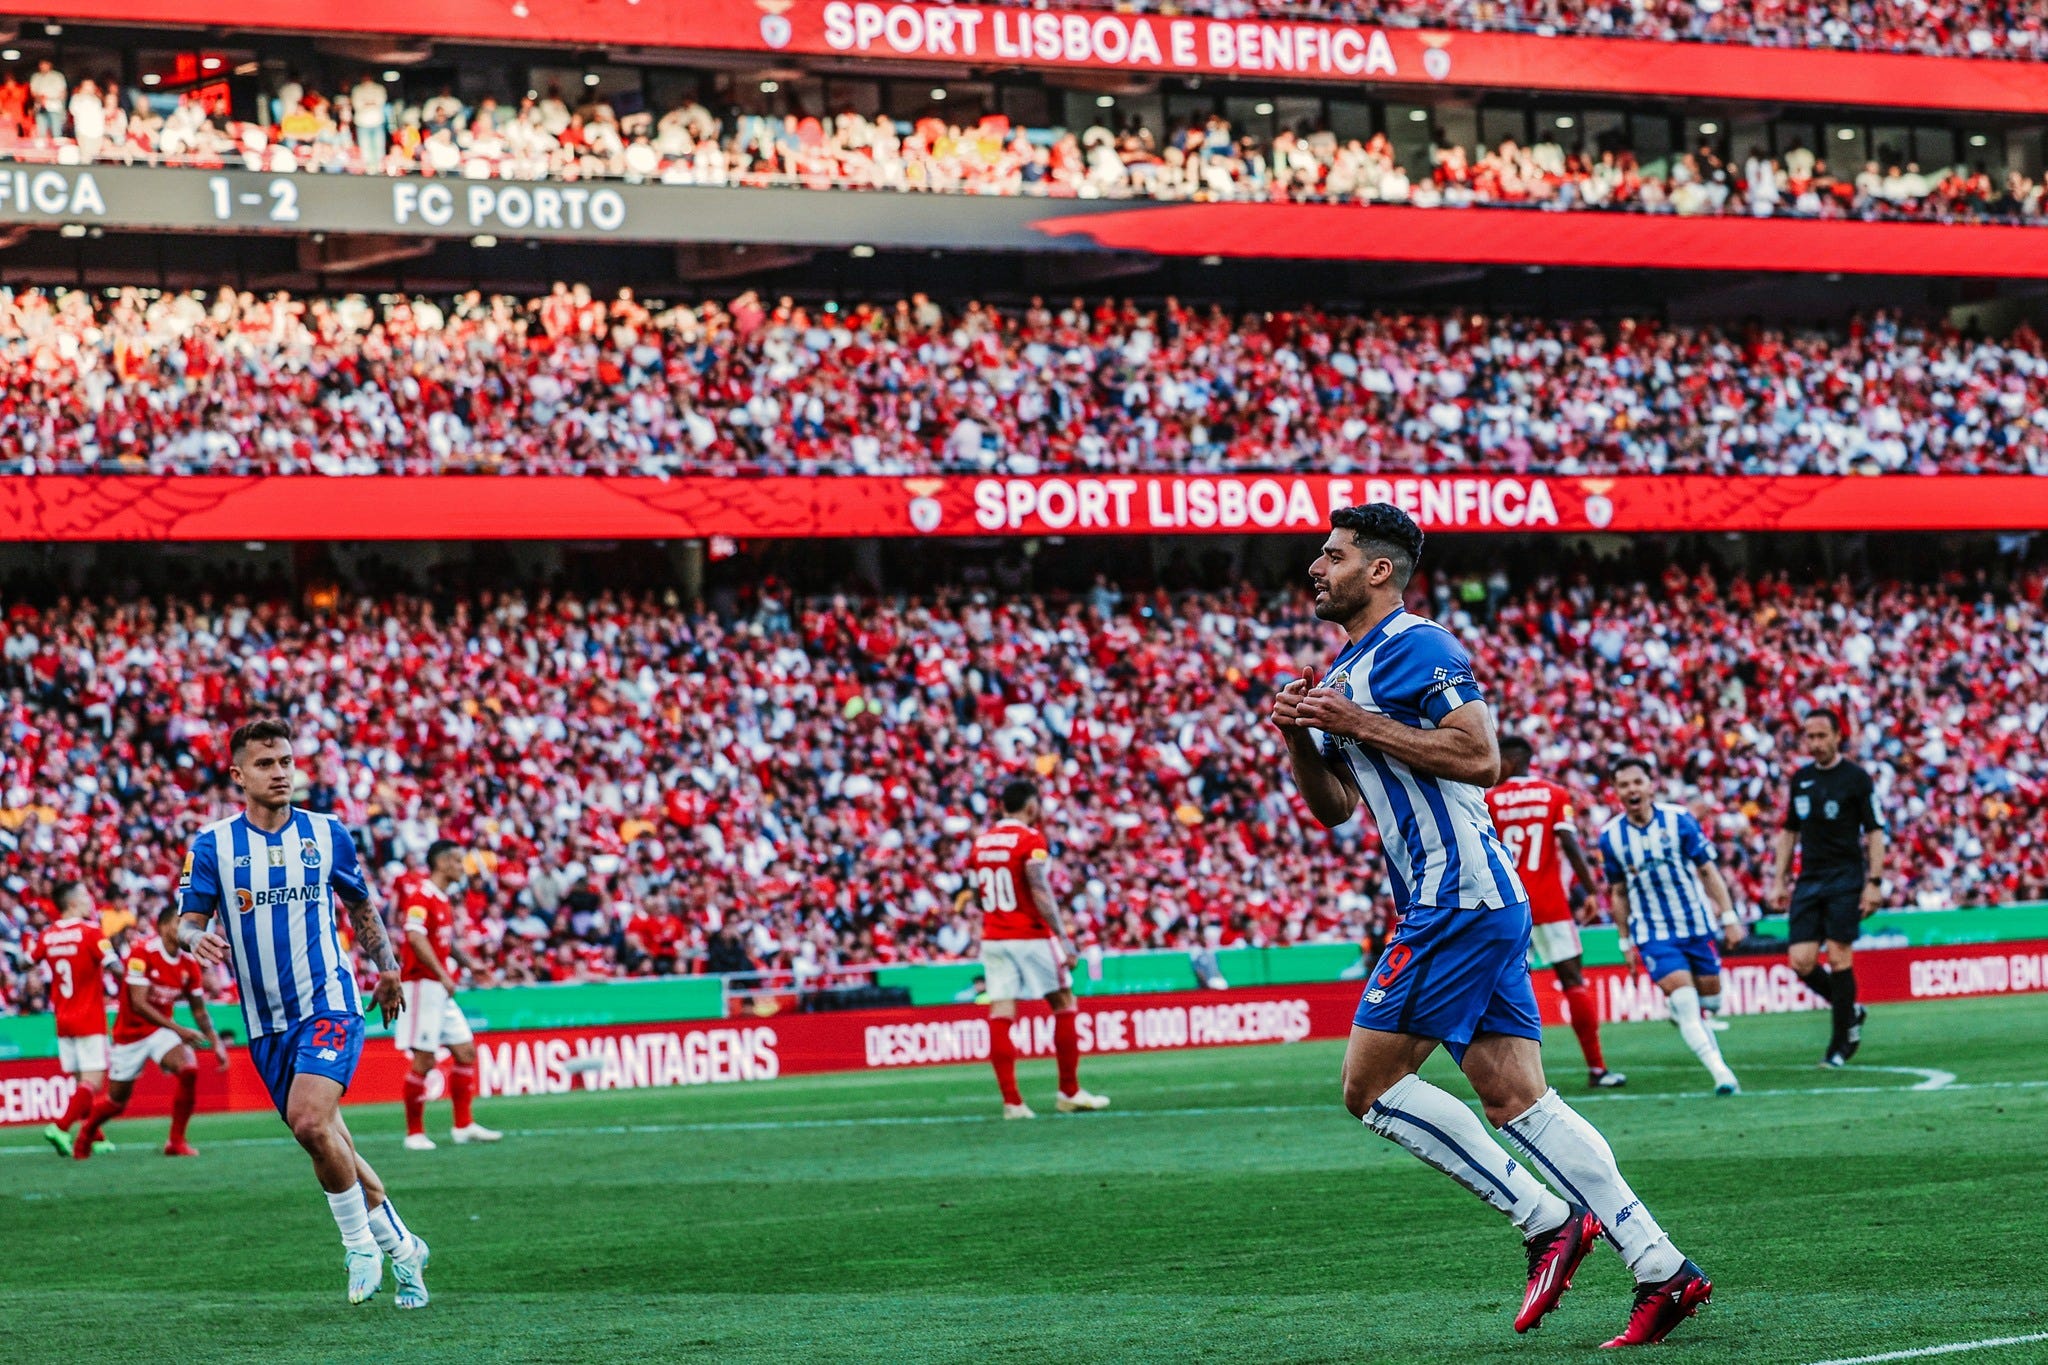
[317,1048,339,1061]
[1363,987,1387,1004]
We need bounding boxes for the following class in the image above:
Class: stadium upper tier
[0,565,2041,1006]
[873,0,2048,61]
[4,90,2038,228]
[7,287,2046,477]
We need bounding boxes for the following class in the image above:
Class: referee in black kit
[1765,709,1888,1068]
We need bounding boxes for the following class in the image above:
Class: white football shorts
[109,1027,186,1083]
[1528,918,1584,970]
[393,979,475,1053]
[58,1032,110,1075]
[981,938,1072,1002]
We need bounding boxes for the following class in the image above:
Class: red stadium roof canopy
[7,474,2046,541]
[28,0,2048,115]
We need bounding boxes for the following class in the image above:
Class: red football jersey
[968,820,1054,941]
[28,918,111,1038]
[112,936,204,1045]
[1486,775,1578,927]
[396,872,455,983]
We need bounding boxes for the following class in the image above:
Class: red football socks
[1562,983,1606,1071]
[59,1082,95,1130]
[402,1071,429,1137]
[169,1068,197,1146]
[1054,1009,1081,1096]
[449,1063,477,1129]
[989,1017,1023,1106]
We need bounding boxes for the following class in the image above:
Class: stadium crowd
[5,286,2047,477]
[1,561,2043,1016]
[998,0,2048,60]
[0,65,2040,227]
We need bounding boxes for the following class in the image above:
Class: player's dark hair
[1329,503,1423,589]
[156,902,180,928]
[1000,778,1038,814]
[426,838,465,870]
[229,716,294,759]
[1498,734,1534,759]
[1805,707,1845,736]
[50,879,84,911]
[1609,754,1656,782]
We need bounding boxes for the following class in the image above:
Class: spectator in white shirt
[28,60,65,139]
[349,73,387,164]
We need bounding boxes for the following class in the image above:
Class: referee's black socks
[1799,966,1836,1006]
[1830,969,1860,1041]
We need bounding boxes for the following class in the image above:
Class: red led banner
[21,0,2048,114]
[1,474,2045,542]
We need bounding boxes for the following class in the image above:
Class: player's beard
[1312,581,1360,624]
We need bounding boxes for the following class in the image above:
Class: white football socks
[1698,990,1723,1016]
[1501,1089,1684,1284]
[369,1197,415,1257]
[1364,1074,1568,1239]
[1669,986,1737,1088]
[326,1184,379,1255]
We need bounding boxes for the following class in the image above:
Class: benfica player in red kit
[395,840,501,1150]
[1486,737,1624,1090]
[969,780,1108,1118]
[72,904,230,1158]
[31,881,120,1157]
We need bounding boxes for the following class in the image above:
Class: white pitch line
[1803,1331,2048,1365]
[2,1077,2040,1158]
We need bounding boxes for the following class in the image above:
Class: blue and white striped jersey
[178,808,368,1038]
[1314,610,1526,913]
[1597,804,1719,943]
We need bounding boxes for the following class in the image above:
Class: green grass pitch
[5,995,2045,1364]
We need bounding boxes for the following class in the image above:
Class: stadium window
[1433,104,1479,160]
[1270,97,1321,138]
[1479,105,1527,151]
[997,85,1049,128]
[1872,124,1911,168]
[1829,124,1868,171]
[1536,110,1581,149]
[1384,104,1434,175]
[1913,128,1957,173]
[1580,109,1627,156]
[1630,113,1672,174]
[827,78,881,120]
[1774,120,1817,161]
[1327,99,1373,143]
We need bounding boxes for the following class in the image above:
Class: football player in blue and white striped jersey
[1278,504,1712,1347]
[1598,756,1745,1096]
[178,717,434,1308]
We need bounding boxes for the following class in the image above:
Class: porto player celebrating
[72,904,230,1158]
[968,779,1108,1119]
[1487,736,1624,1090]
[1276,505,1711,1348]
[396,839,501,1151]
[178,718,434,1308]
[31,880,119,1158]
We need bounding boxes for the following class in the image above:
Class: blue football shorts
[248,1012,365,1117]
[1638,933,1723,983]
[1354,901,1543,1064]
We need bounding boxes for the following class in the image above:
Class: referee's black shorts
[1788,878,1862,946]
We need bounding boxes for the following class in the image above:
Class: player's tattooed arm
[347,896,408,1026]
[345,895,401,974]
[1022,857,1069,945]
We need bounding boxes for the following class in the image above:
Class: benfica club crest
[903,478,945,534]
[1421,34,1453,82]
[1579,479,1616,529]
[757,0,794,49]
